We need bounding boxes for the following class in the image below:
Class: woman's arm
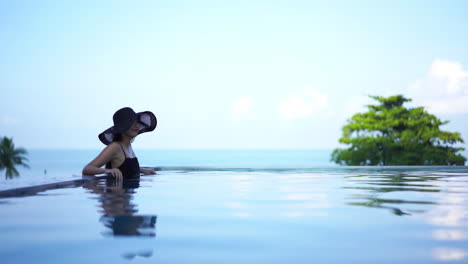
[82,143,123,179]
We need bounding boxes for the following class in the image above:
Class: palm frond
[0,136,30,179]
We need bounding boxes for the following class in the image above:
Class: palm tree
[0,137,29,179]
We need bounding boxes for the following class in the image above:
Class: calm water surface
[0,167,467,263]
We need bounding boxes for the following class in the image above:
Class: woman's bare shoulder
[102,142,121,155]
[86,142,122,168]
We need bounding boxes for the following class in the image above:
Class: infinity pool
[0,167,467,263]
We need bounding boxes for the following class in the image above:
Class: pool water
[0,167,467,264]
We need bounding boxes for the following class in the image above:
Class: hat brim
[98,111,157,145]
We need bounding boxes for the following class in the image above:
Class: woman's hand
[105,168,123,180]
[141,168,157,175]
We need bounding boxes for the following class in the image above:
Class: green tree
[331,95,466,165]
[0,137,30,179]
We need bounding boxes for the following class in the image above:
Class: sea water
[0,150,467,263]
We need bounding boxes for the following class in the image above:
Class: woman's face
[125,120,141,138]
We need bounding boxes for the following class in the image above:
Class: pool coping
[0,175,110,199]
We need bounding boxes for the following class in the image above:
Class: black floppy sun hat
[98,107,157,145]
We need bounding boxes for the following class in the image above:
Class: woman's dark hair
[112,133,123,142]
[112,133,135,143]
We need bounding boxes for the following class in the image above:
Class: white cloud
[430,59,468,94]
[1,115,19,127]
[408,59,468,113]
[278,88,328,119]
[231,96,255,121]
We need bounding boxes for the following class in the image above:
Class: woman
[82,107,157,179]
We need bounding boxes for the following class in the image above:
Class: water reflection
[424,176,468,228]
[344,173,443,216]
[344,173,442,193]
[343,171,468,262]
[83,178,157,237]
[432,229,468,241]
[121,248,154,260]
[224,172,332,218]
[432,248,468,261]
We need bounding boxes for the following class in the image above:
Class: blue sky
[1,0,468,150]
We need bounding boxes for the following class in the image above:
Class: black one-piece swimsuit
[106,144,140,179]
